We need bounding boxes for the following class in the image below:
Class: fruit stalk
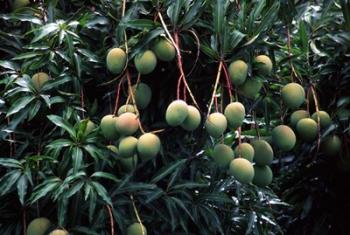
[221,61,233,101]
[113,76,124,115]
[126,70,146,134]
[310,85,321,155]
[207,60,223,115]
[130,194,145,235]
[158,12,199,108]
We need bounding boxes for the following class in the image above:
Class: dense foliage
[0,0,349,235]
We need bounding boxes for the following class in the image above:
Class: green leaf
[0,170,21,196]
[151,159,186,184]
[31,23,59,43]
[167,0,185,26]
[91,172,119,183]
[0,60,19,70]
[12,51,44,60]
[299,20,309,53]
[17,175,28,205]
[6,96,35,117]
[120,19,157,30]
[47,115,76,138]
[0,158,22,168]
[90,181,112,205]
[71,147,83,173]
[30,177,61,203]
[47,138,73,149]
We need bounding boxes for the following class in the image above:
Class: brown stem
[80,88,85,118]
[106,205,115,235]
[221,62,233,101]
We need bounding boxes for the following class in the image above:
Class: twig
[207,61,223,115]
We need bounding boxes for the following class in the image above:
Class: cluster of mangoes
[280,82,342,155]
[229,55,273,98]
[26,217,146,235]
[26,217,68,235]
[106,38,175,75]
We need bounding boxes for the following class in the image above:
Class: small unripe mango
[132,83,152,110]
[251,140,274,166]
[115,112,139,136]
[239,79,262,99]
[32,72,49,91]
[127,223,147,235]
[134,50,157,74]
[106,48,127,74]
[100,115,119,140]
[322,135,342,155]
[296,118,318,141]
[228,158,254,184]
[224,102,245,129]
[312,111,332,129]
[211,144,234,168]
[165,100,189,126]
[137,133,161,160]
[118,136,138,158]
[272,125,296,151]
[205,112,227,138]
[296,118,318,142]
[152,38,175,62]
[253,165,273,187]
[181,105,201,131]
[281,83,305,110]
[228,60,248,85]
[254,55,273,76]
[118,104,136,116]
[49,229,69,235]
[27,217,51,235]
[290,110,309,127]
[234,143,255,162]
